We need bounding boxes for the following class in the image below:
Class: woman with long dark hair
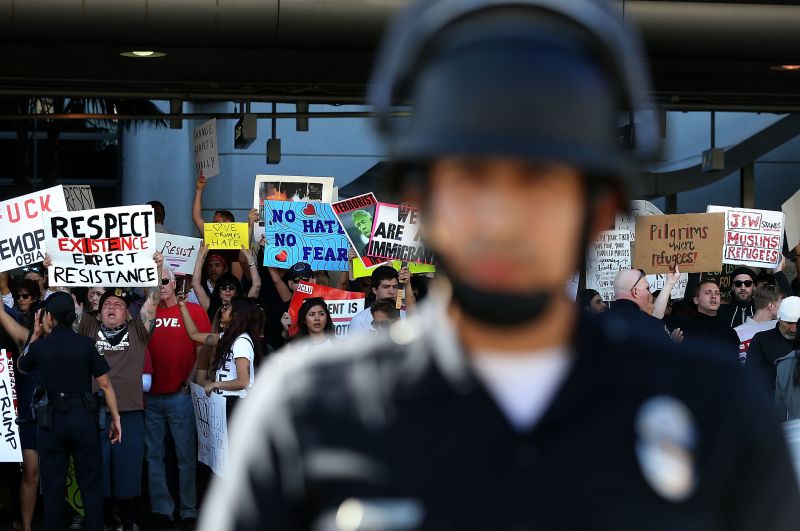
[178,296,262,409]
[290,297,334,347]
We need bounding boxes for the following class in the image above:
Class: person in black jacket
[17,292,122,531]
[746,296,800,394]
[197,2,800,530]
[670,280,740,362]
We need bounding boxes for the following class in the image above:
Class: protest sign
[43,205,157,287]
[0,349,21,463]
[157,233,203,275]
[332,193,383,268]
[63,185,96,212]
[782,189,800,251]
[204,223,248,250]
[633,213,725,273]
[190,382,228,476]
[288,282,365,337]
[615,200,664,241]
[586,230,631,301]
[263,201,349,271]
[194,118,219,178]
[565,272,580,301]
[0,185,68,273]
[352,258,436,279]
[367,203,436,265]
[707,205,784,268]
[253,175,335,222]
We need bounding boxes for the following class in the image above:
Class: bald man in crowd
[604,269,682,343]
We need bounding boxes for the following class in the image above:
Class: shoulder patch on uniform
[635,395,698,502]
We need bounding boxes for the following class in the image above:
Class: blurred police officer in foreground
[200,1,800,530]
[17,292,122,531]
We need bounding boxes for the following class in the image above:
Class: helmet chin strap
[448,275,555,327]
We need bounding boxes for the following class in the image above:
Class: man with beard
[746,296,800,394]
[78,253,163,531]
[198,1,800,530]
[718,263,791,328]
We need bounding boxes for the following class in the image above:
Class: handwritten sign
[204,223,248,250]
[708,205,784,268]
[0,349,21,463]
[332,193,383,268]
[0,186,68,273]
[264,201,349,271]
[190,382,228,476]
[368,203,436,265]
[156,233,203,275]
[43,205,157,287]
[586,230,631,301]
[633,213,725,273]
[288,282,365,337]
[194,118,219,178]
[63,185,95,212]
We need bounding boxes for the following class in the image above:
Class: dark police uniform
[18,324,109,531]
[201,301,800,530]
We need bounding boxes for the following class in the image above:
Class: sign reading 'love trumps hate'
[204,223,248,250]
[263,200,349,271]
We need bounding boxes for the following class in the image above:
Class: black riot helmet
[370,0,660,192]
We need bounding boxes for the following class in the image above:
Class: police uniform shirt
[18,326,109,395]
[199,294,800,531]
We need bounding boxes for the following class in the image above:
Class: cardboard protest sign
[63,185,96,212]
[782,188,800,251]
[189,382,228,476]
[156,233,203,275]
[615,200,664,241]
[0,349,21,463]
[707,205,784,268]
[0,186,68,273]
[586,230,631,301]
[253,175,335,222]
[194,118,219,178]
[633,213,725,274]
[352,258,436,279]
[43,205,157,287]
[288,282,365,337]
[368,203,436,265]
[332,193,383,268]
[204,223,248,250]
[263,201,349,271]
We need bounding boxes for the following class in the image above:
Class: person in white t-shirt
[735,284,784,364]
[348,265,413,335]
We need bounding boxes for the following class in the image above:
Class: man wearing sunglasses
[718,264,792,328]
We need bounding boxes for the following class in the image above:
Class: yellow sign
[352,258,436,279]
[204,222,249,250]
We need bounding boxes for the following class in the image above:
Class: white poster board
[63,185,96,212]
[43,205,158,287]
[565,271,580,301]
[0,349,22,463]
[194,118,219,178]
[253,175,335,223]
[367,203,436,265]
[586,230,631,301]
[782,189,800,252]
[0,186,68,273]
[708,205,784,268]
[156,233,203,275]
[190,382,228,476]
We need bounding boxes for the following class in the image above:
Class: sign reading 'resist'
[43,205,157,287]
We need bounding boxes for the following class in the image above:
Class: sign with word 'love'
[586,230,631,301]
[43,205,157,287]
[634,213,725,273]
[707,205,784,268]
[263,201,349,271]
[288,282,365,337]
[204,223,248,250]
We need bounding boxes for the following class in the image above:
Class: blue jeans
[145,392,197,519]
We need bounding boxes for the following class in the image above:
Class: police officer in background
[17,292,122,531]
[200,1,800,530]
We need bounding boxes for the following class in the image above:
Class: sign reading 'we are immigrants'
[43,206,158,287]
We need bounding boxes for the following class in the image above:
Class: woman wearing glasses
[192,244,261,321]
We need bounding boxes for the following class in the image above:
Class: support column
[740,163,755,208]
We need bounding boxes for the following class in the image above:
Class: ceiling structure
[1,1,800,111]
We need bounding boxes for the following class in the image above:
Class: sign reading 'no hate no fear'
[633,213,725,274]
[43,205,157,287]
[0,186,68,273]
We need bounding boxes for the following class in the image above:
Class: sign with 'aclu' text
[0,349,21,463]
[368,203,436,265]
[194,118,219,178]
[264,201,349,271]
[0,186,68,273]
[204,223,248,250]
[707,205,784,268]
[43,205,157,287]
[157,233,203,275]
[586,230,631,301]
[288,282,365,337]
